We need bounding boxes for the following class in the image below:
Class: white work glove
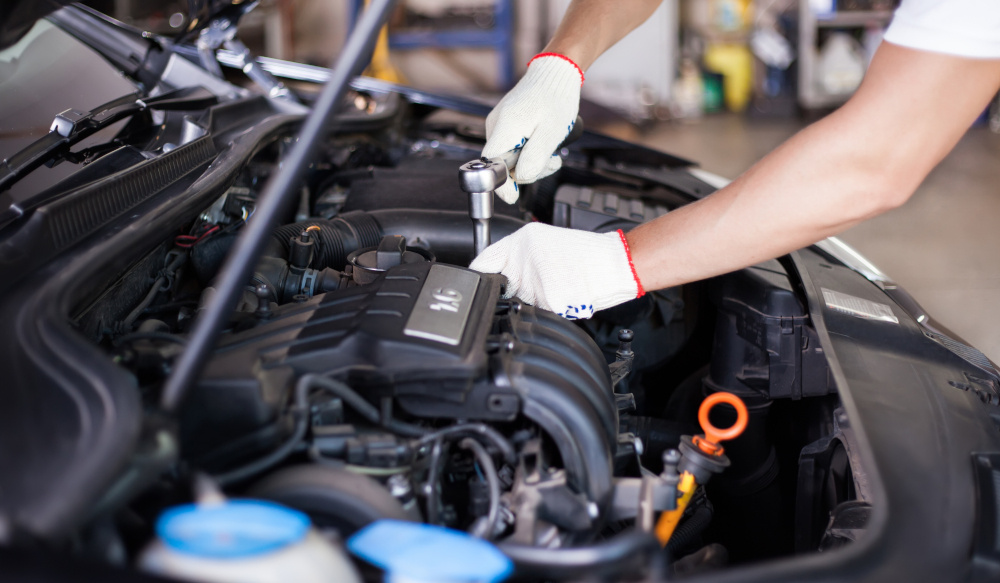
[483,53,584,204]
[470,223,645,320]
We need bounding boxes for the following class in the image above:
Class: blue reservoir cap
[348,520,512,583]
[157,500,310,558]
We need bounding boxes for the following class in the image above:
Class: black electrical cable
[301,374,426,437]
[416,424,514,529]
[424,437,445,525]
[159,0,399,413]
[380,396,394,430]
[415,423,516,465]
[213,374,431,486]
[123,279,163,329]
[460,438,500,540]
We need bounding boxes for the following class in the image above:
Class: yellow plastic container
[703,43,754,112]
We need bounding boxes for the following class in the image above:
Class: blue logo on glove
[559,304,594,320]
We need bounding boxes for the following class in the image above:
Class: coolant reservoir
[348,520,512,583]
[139,500,361,583]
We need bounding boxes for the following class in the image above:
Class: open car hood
[0,0,255,50]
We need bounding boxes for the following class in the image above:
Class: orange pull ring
[694,392,749,455]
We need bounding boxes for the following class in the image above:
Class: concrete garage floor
[634,114,1000,363]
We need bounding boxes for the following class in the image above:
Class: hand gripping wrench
[458,117,584,257]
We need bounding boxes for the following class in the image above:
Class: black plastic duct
[269,210,525,268]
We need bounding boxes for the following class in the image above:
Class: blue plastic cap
[157,500,310,558]
[347,520,512,583]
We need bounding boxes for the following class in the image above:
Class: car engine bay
[49,94,861,580]
[22,5,1000,581]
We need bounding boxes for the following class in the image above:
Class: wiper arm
[0,93,143,194]
[0,87,218,195]
[0,87,220,231]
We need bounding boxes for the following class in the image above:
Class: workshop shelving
[797,2,894,109]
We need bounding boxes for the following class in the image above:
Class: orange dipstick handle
[693,392,748,456]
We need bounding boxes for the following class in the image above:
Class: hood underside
[0,0,249,50]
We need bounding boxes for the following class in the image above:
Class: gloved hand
[483,53,584,204]
[469,223,645,319]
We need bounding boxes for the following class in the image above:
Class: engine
[84,110,860,581]
[189,256,617,517]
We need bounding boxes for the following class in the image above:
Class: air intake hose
[269,210,525,268]
[193,210,526,283]
[269,211,383,269]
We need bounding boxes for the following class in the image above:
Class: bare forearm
[543,0,663,69]
[626,120,900,289]
[626,43,1000,291]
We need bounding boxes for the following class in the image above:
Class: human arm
[481,0,663,203]
[472,42,1000,315]
[626,42,1000,289]
[541,0,664,70]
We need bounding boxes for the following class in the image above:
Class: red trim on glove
[528,52,585,86]
[617,229,645,299]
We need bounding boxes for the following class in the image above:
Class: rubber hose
[665,503,714,556]
[499,531,661,581]
[460,437,500,540]
[247,464,413,535]
[424,438,445,525]
[367,209,523,265]
[302,374,426,437]
[621,416,692,459]
[270,211,382,269]
[416,423,516,465]
[193,209,527,279]
[269,210,525,269]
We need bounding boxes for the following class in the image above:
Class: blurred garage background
[87,0,1000,361]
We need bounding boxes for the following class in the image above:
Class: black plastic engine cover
[186,261,617,503]
[186,262,498,458]
[217,262,498,393]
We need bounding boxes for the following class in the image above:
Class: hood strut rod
[159,0,399,412]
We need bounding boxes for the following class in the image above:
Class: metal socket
[458,157,507,194]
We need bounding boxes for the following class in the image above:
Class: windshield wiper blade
[0,87,219,196]
[0,93,142,194]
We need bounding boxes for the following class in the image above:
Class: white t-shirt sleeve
[883,0,1000,58]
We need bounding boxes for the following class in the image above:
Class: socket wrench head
[458,157,508,194]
